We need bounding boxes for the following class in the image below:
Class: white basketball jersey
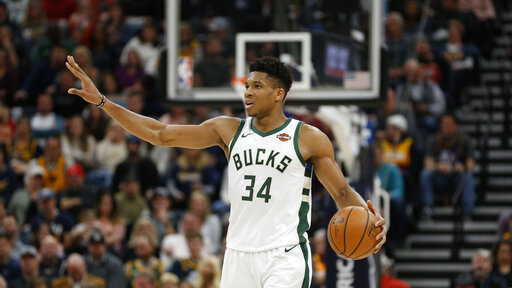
[226,117,312,252]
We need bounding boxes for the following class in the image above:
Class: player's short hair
[249,56,293,98]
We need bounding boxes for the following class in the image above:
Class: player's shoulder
[204,116,242,130]
[298,122,329,141]
[297,122,333,160]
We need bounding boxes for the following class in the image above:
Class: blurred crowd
[0,0,507,288]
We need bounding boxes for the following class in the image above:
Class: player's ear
[274,88,285,102]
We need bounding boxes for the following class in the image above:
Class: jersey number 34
[242,175,272,203]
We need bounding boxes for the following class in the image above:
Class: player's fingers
[67,88,85,97]
[65,62,84,79]
[70,55,89,76]
[366,200,376,214]
[375,217,386,227]
[374,235,386,254]
[67,55,87,77]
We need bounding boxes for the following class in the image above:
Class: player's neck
[252,112,288,133]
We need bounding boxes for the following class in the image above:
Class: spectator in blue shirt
[372,141,406,249]
[0,233,21,286]
[29,188,74,248]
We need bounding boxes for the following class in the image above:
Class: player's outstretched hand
[367,200,387,254]
[65,55,103,105]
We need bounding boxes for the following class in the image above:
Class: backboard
[167,0,383,105]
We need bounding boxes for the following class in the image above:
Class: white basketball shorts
[220,243,312,288]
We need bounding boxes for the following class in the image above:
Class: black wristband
[96,94,106,108]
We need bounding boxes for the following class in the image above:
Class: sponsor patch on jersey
[276,133,291,142]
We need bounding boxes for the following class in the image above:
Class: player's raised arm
[298,123,387,252]
[65,55,237,151]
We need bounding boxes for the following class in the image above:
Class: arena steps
[393,9,512,288]
[402,279,451,288]
[405,233,497,249]
[395,263,471,279]
[395,249,476,263]
[413,221,498,234]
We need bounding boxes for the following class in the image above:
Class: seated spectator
[49,70,87,118]
[385,12,413,87]
[164,148,221,209]
[312,229,327,287]
[10,246,40,288]
[116,49,144,91]
[66,209,95,255]
[14,45,67,107]
[0,232,22,286]
[0,144,17,205]
[8,164,44,225]
[92,192,125,257]
[132,271,158,288]
[372,141,406,248]
[38,235,64,282]
[1,214,24,261]
[85,230,126,288]
[193,256,222,288]
[380,114,422,209]
[160,272,180,288]
[52,253,105,288]
[0,25,22,71]
[99,71,124,105]
[433,19,480,109]
[193,36,231,87]
[94,121,127,174]
[168,232,204,282]
[111,134,159,200]
[71,45,99,84]
[21,0,47,45]
[0,48,19,106]
[453,249,507,288]
[179,22,203,61]
[125,234,164,288]
[30,93,64,141]
[188,191,221,255]
[84,103,109,142]
[41,0,77,22]
[61,115,96,170]
[8,116,43,183]
[375,88,417,140]
[160,212,206,270]
[114,172,148,224]
[58,164,96,220]
[29,136,67,193]
[150,187,177,242]
[396,59,446,135]
[399,0,420,36]
[90,24,116,71]
[415,37,442,84]
[126,218,159,261]
[120,22,161,76]
[29,188,74,247]
[420,114,475,219]
[491,239,512,286]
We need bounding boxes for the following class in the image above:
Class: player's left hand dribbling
[366,200,387,254]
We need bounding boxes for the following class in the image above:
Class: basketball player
[66,55,386,287]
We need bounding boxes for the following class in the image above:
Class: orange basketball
[327,206,381,260]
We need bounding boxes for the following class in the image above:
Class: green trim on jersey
[299,242,310,288]
[250,118,292,137]
[229,119,246,160]
[294,121,306,166]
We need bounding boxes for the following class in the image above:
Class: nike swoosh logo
[241,133,254,138]
[284,244,299,253]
